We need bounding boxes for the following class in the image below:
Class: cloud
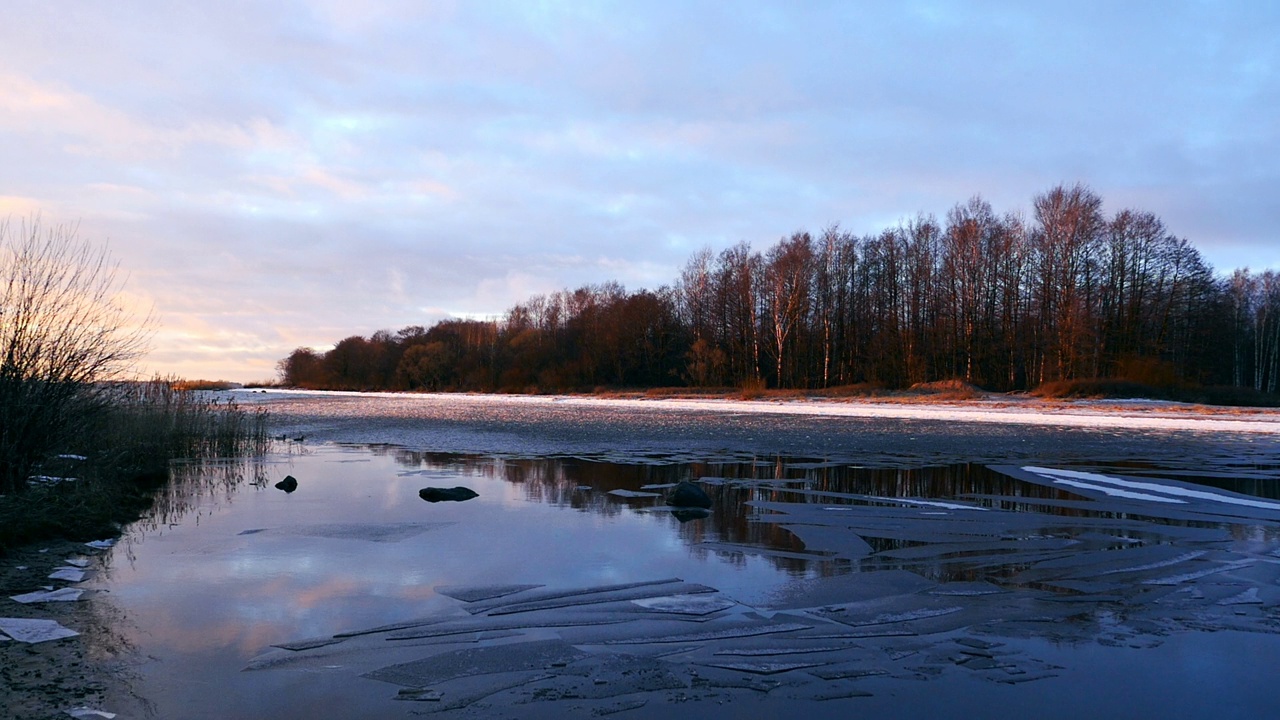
[2,1,1277,380]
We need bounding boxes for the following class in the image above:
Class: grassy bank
[582,377,1280,406]
[1031,378,1280,407]
[0,380,269,553]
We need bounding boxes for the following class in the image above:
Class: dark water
[88,392,1280,719]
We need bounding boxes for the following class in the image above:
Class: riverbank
[0,383,270,718]
[254,387,1280,435]
[0,539,146,720]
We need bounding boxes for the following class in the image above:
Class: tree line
[278,184,1280,396]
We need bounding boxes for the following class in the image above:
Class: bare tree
[0,218,152,492]
[763,233,814,388]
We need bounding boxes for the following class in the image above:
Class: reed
[0,379,270,553]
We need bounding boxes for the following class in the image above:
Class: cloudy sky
[2,1,1277,382]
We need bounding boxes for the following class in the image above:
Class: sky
[1,1,1277,382]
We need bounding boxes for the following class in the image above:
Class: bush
[1,218,150,493]
[0,217,271,551]
[907,379,985,399]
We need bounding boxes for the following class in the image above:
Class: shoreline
[0,539,143,720]
[244,388,1280,434]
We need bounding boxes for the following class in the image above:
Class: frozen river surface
[88,392,1280,719]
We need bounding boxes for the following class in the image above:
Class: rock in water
[666,480,712,509]
[419,486,479,503]
[275,475,298,493]
[672,508,711,523]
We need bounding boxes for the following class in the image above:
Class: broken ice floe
[603,621,813,644]
[630,595,737,615]
[435,584,545,603]
[48,568,87,583]
[256,560,1280,714]
[65,709,116,719]
[1141,559,1256,585]
[1025,466,1280,512]
[482,582,716,616]
[0,617,80,643]
[84,539,116,550]
[364,639,589,687]
[65,708,116,719]
[10,588,85,603]
[237,522,453,543]
[606,489,661,498]
[696,540,839,563]
[701,659,827,674]
[246,459,1280,714]
[459,578,688,614]
[28,475,79,485]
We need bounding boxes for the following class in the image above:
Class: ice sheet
[242,522,453,542]
[484,582,717,616]
[607,489,661,498]
[1026,466,1280,511]
[65,709,116,719]
[48,568,87,583]
[264,389,1280,433]
[435,584,544,603]
[0,617,80,643]
[363,639,588,687]
[630,595,737,615]
[10,588,85,603]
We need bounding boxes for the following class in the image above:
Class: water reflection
[95,443,1280,720]
[375,446,1280,583]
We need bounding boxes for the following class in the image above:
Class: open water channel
[84,391,1280,719]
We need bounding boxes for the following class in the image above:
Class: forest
[277,184,1280,397]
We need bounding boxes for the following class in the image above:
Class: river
[86,391,1280,719]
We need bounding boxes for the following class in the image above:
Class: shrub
[1,219,150,493]
[739,376,766,400]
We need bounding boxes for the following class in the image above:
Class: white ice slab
[264,388,1280,432]
[1028,466,1280,511]
[0,617,80,643]
[608,489,662,498]
[66,708,116,719]
[10,588,85,603]
[631,595,737,615]
[49,568,87,583]
[84,539,116,549]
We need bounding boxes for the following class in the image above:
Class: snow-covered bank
[244,389,1280,434]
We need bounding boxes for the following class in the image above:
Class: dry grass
[550,378,1279,411]
[1032,378,1280,409]
[739,377,767,400]
[812,383,889,398]
[170,379,241,391]
[907,379,986,400]
[1032,378,1168,400]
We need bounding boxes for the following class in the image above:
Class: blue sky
[2,1,1276,381]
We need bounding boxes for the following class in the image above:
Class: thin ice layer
[0,617,80,643]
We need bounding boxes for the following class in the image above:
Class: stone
[274,475,298,493]
[419,486,479,503]
[672,508,711,523]
[666,480,712,509]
